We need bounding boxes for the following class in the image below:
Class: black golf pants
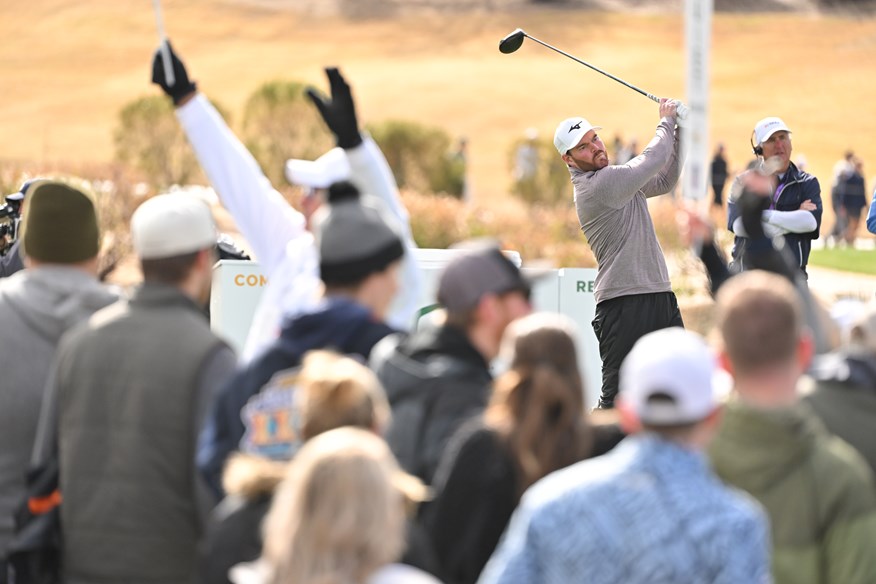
[591,291,684,409]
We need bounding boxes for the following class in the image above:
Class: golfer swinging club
[556,98,686,409]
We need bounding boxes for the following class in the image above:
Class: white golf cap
[284,147,351,189]
[554,116,602,155]
[131,194,217,260]
[753,116,792,146]
[619,327,730,425]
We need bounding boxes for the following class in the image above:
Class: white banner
[683,0,713,200]
[211,256,602,410]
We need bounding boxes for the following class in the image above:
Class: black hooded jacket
[372,324,492,485]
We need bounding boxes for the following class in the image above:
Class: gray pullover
[0,267,118,554]
[571,118,683,304]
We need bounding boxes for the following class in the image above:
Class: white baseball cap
[619,327,730,425]
[753,116,792,146]
[554,116,602,155]
[284,147,351,189]
[131,194,217,260]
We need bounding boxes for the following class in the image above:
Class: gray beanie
[313,181,405,286]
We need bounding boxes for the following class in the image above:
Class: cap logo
[569,122,582,132]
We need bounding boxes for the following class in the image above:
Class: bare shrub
[368,120,466,198]
[242,80,333,186]
[508,136,573,205]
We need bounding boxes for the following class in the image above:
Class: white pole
[152,0,175,86]
[683,0,712,201]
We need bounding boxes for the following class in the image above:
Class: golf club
[499,28,688,119]
[152,0,175,86]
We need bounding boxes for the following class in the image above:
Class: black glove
[305,67,363,149]
[151,41,197,106]
[738,186,771,241]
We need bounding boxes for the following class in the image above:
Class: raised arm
[306,68,422,331]
[152,42,309,278]
[641,123,683,198]
[346,139,422,330]
[581,101,679,210]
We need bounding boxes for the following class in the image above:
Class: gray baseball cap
[437,240,540,313]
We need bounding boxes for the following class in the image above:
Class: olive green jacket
[709,400,876,584]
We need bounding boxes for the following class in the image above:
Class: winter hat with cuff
[312,181,404,286]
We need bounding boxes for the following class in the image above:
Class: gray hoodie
[0,266,118,555]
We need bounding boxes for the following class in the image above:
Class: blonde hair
[298,350,391,441]
[262,427,407,584]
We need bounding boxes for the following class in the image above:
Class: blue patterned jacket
[479,434,772,584]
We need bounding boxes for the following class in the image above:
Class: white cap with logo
[753,116,792,147]
[554,116,602,155]
[619,327,731,425]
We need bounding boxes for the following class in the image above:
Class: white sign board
[210,259,267,352]
[557,268,601,411]
[211,254,600,410]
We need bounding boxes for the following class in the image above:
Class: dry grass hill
[1,1,876,208]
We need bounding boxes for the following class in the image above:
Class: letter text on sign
[233,274,269,287]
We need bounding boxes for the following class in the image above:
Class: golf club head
[499,28,526,54]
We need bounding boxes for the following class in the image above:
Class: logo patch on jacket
[240,367,303,460]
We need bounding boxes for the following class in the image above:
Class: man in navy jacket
[727,117,822,277]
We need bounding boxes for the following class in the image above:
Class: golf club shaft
[523,33,659,103]
[152,0,176,86]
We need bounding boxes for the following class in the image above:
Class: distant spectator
[615,137,638,165]
[201,350,394,584]
[514,128,539,183]
[0,180,117,568]
[422,313,623,584]
[795,153,809,173]
[199,177,407,496]
[228,428,439,584]
[153,43,421,363]
[710,143,729,207]
[610,134,624,162]
[38,193,236,583]
[803,300,876,478]
[829,150,855,244]
[480,328,771,584]
[839,158,866,245]
[373,240,534,484]
[450,136,469,201]
[709,270,876,584]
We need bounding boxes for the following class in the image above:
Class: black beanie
[314,181,405,286]
[21,181,100,264]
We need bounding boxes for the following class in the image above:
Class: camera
[0,197,23,256]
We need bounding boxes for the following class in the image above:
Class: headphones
[750,131,763,156]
